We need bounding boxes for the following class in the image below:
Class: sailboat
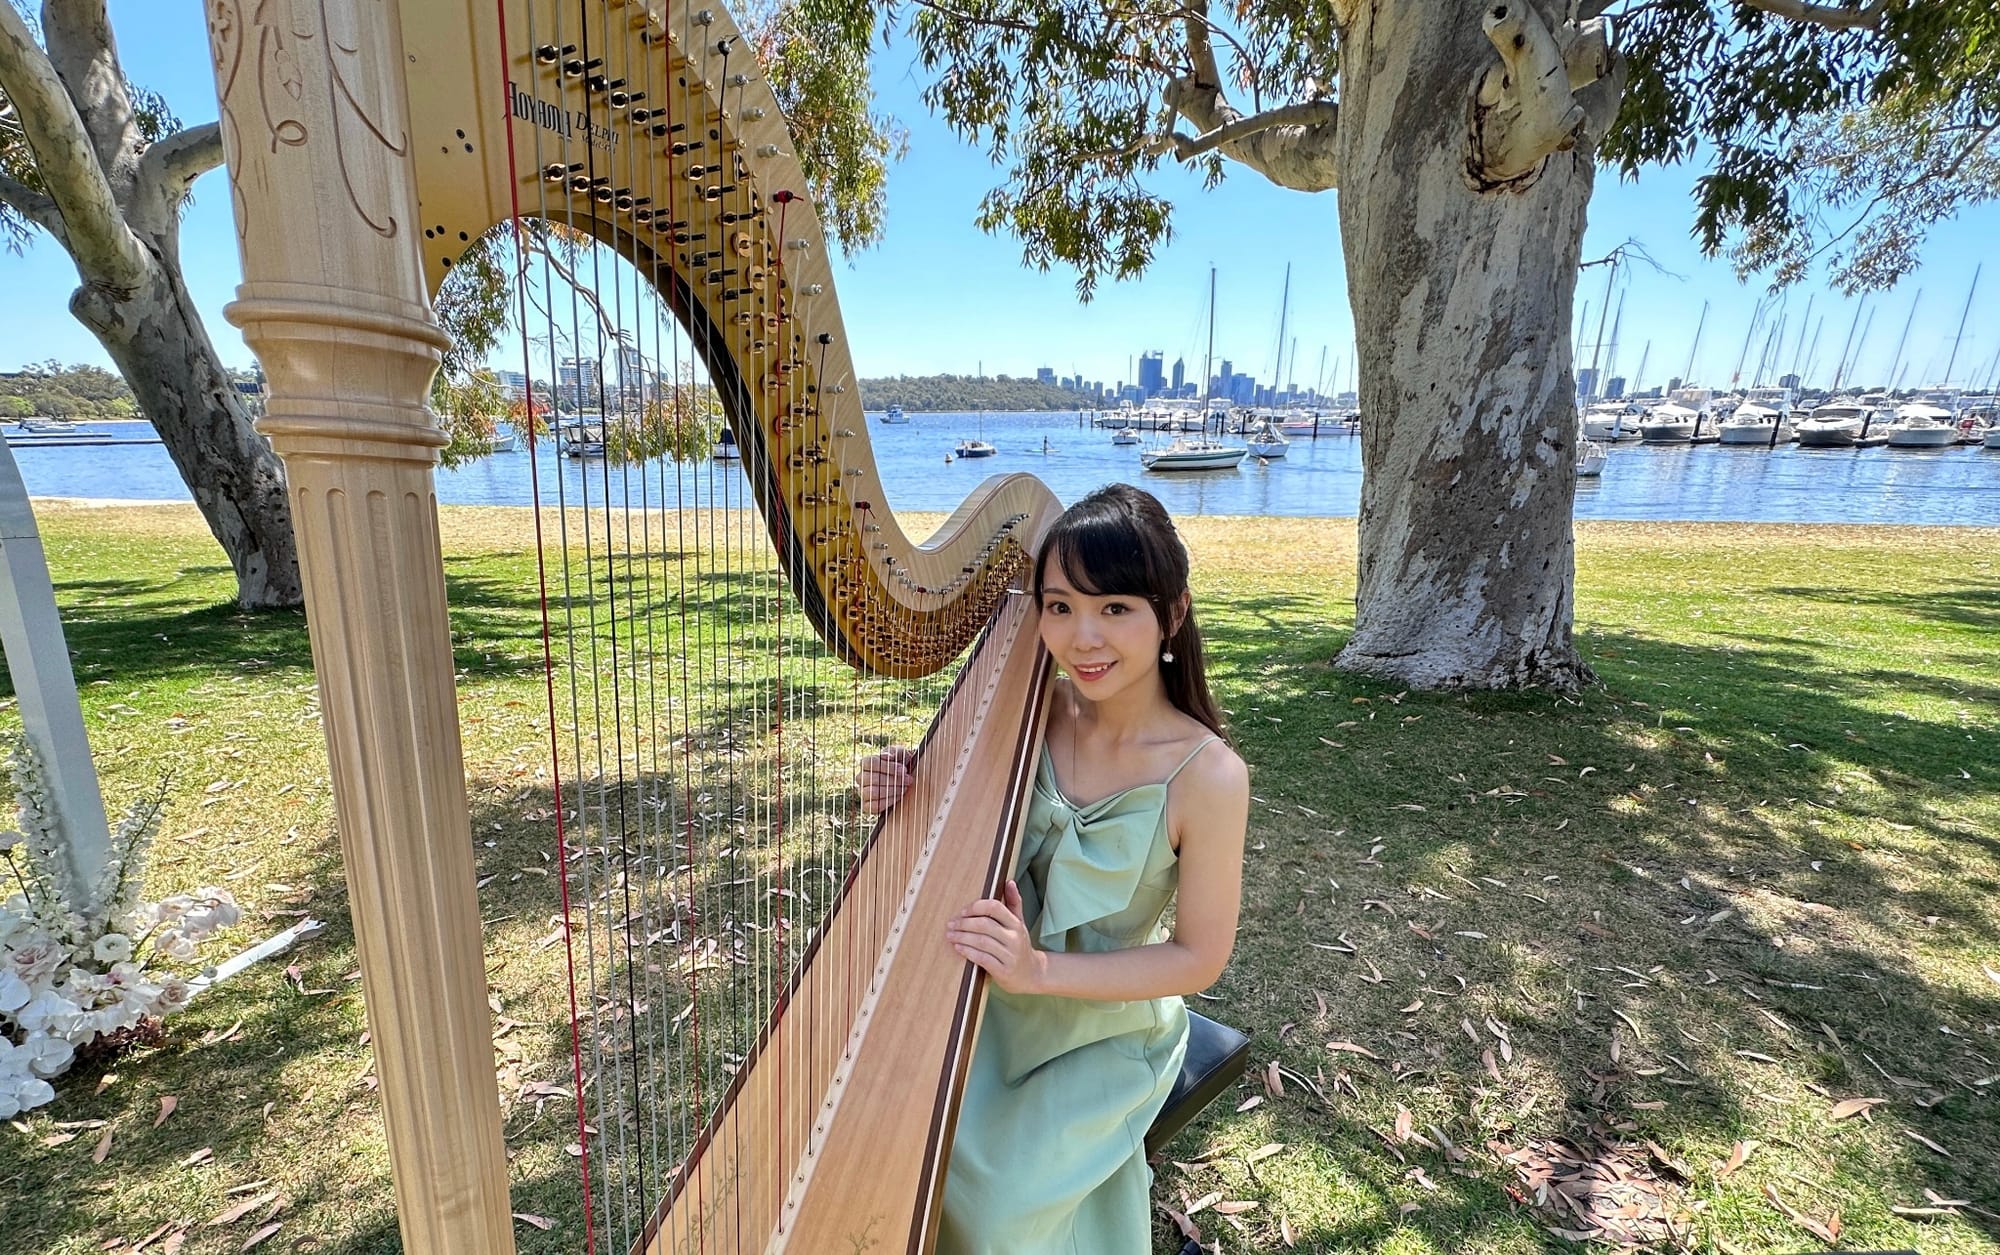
[955,409,996,458]
[1245,416,1289,459]
[1143,268,1246,473]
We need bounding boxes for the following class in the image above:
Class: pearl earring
[1161,649,1175,663]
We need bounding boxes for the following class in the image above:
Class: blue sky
[4,2,1996,395]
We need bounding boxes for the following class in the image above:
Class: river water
[9,411,1998,526]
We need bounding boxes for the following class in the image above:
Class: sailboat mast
[1201,266,1216,416]
[1832,300,1865,391]
[1603,292,1625,394]
[1271,263,1291,393]
[1942,263,1982,386]
[1632,340,1651,395]
[1680,300,1709,387]
[1731,298,1764,388]
[1586,257,1617,401]
[1886,288,1922,396]
[1789,294,1814,386]
[1314,344,1329,402]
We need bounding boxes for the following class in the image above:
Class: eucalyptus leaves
[0,737,237,1118]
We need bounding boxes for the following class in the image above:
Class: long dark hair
[1033,483,1228,740]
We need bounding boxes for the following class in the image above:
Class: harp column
[204,1,516,1251]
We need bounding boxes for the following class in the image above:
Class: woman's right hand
[856,745,916,814]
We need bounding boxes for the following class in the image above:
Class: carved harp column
[204,3,517,1253]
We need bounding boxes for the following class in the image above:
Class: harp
[202,0,1066,1250]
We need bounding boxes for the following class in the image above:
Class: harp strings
[497,2,972,1249]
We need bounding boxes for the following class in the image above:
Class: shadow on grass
[1188,601,2000,1250]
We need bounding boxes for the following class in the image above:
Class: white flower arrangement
[1,736,238,1119]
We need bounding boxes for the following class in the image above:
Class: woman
[858,483,1250,1254]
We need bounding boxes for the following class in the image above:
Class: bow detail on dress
[1024,775,1170,947]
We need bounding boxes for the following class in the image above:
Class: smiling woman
[860,483,1250,1255]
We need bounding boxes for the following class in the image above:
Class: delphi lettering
[507,81,619,152]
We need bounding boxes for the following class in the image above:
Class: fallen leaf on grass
[1763,1183,1841,1244]
[240,1221,282,1250]
[1392,1106,1413,1144]
[1982,963,2000,987]
[1213,1201,1258,1215]
[1829,1097,1886,1120]
[512,1214,556,1230]
[1264,1060,1284,1097]
[1186,1190,1224,1216]
[208,1192,279,1227]
[1160,1205,1199,1241]
[1327,1041,1380,1061]
[1235,1095,1263,1113]
[1245,1143,1285,1165]
[1718,1140,1759,1178]
[155,1096,177,1128]
[92,1125,114,1163]
[1481,1049,1502,1083]
[1280,1213,1297,1246]
[179,1147,212,1167]
[1904,1129,1951,1157]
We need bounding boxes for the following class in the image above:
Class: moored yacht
[1883,403,1961,449]
[1638,403,1701,443]
[1139,437,1247,471]
[1794,400,1869,448]
[1714,403,1789,446]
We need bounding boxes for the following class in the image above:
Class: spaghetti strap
[1164,735,1220,784]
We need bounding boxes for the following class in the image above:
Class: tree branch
[0,1,145,288]
[1164,1,1338,191]
[0,167,67,241]
[40,0,134,178]
[1735,0,1887,32]
[136,121,223,199]
[1170,100,1339,161]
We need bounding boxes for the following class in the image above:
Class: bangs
[1037,513,1152,601]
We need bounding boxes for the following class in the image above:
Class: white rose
[6,936,65,983]
[18,1032,73,1079]
[92,933,134,964]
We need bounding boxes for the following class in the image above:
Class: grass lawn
[1,503,1995,1254]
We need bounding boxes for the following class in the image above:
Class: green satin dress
[937,737,1215,1255]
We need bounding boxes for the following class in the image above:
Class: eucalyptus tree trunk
[1331,0,1618,690]
[69,254,301,609]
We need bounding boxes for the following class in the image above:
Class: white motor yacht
[1111,428,1141,446]
[712,427,742,461]
[1576,439,1608,478]
[1884,403,1961,449]
[1581,404,1638,442]
[954,438,997,459]
[1638,403,1701,443]
[1794,400,1869,448]
[1715,403,1789,446]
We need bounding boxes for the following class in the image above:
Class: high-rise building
[1606,376,1626,400]
[1137,351,1164,398]
[1779,372,1800,391]
[558,357,601,412]
[1576,368,1600,401]
[1036,366,1056,385]
[1170,357,1185,393]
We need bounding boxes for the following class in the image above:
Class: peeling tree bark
[1334,0,1607,690]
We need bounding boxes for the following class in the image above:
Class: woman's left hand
[947,880,1046,995]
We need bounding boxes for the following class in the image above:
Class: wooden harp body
[202,0,1064,1250]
